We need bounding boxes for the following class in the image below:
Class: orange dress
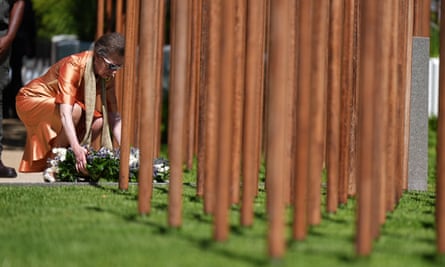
[16,51,119,172]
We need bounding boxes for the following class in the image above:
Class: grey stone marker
[408,37,429,191]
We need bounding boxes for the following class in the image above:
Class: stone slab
[408,37,429,191]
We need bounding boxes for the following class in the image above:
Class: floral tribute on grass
[43,146,170,183]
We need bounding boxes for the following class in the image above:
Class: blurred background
[3,0,443,118]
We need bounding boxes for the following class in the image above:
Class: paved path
[0,118,44,184]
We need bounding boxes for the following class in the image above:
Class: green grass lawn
[0,182,444,267]
[0,118,444,267]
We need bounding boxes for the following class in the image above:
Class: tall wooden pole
[96,0,105,39]
[202,0,221,214]
[308,0,329,226]
[241,0,267,226]
[403,0,414,191]
[370,0,391,238]
[339,0,357,203]
[326,0,344,213]
[119,0,139,190]
[168,0,191,227]
[395,1,407,202]
[413,0,431,37]
[356,0,381,256]
[229,0,247,205]
[266,0,290,258]
[153,3,167,158]
[137,0,165,215]
[114,0,124,118]
[182,0,194,171]
[115,0,123,33]
[106,0,113,33]
[436,0,445,253]
[403,1,412,199]
[386,0,400,212]
[284,0,297,207]
[213,0,236,241]
[293,0,313,240]
[185,0,203,170]
[196,0,209,197]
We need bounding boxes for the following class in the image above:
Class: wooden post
[293,0,313,241]
[356,0,382,256]
[202,0,221,214]
[326,0,344,213]
[115,0,123,33]
[114,0,124,120]
[386,0,399,212]
[185,0,203,170]
[413,0,431,37]
[265,0,290,258]
[229,0,247,205]
[96,0,105,39]
[397,0,414,197]
[196,0,209,197]
[308,0,329,226]
[370,0,391,238]
[182,0,194,171]
[213,0,236,241]
[241,0,267,226]
[137,0,165,215]
[436,0,445,253]
[128,1,141,151]
[284,0,297,207]
[339,0,357,203]
[402,0,414,191]
[350,0,360,198]
[106,0,113,33]
[119,0,139,190]
[168,0,191,227]
[153,3,167,158]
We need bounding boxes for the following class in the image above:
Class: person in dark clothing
[3,0,35,119]
[0,0,24,178]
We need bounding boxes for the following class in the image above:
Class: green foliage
[32,0,96,41]
[428,116,438,191]
[50,147,168,184]
[86,149,121,183]
[430,24,439,58]
[56,147,78,182]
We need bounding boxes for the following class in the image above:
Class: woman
[16,32,124,175]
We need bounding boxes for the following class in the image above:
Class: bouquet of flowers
[43,146,170,183]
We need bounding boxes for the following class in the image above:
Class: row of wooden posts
[96,0,443,258]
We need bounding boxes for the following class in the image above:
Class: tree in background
[32,0,96,41]
[430,0,440,57]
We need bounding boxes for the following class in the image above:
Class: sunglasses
[101,56,122,71]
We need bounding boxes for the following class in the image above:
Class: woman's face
[94,53,124,80]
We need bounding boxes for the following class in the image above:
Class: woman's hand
[73,144,88,175]
[59,103,88,175]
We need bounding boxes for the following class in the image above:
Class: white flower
[154,165,169,174]
[49,159,58,167]
[128,148,140,171]
[52,147,67,162]
[43,168,56,183]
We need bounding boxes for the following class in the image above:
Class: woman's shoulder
[66,50,93,66]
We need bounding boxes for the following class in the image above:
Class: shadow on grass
[84,186,270,266]
[321,212,350,225]
[422,253,445,265]
[85,183,412,266]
